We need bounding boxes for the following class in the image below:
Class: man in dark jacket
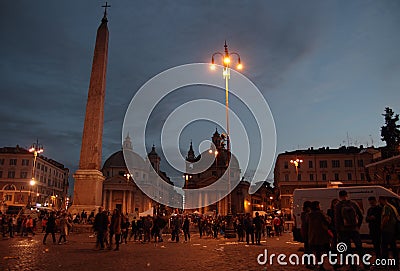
[253,212,263,245]
[93,207,109,250]
[366,196,382,258]
[334,190,364,270]
[43,212,57,244]
[244,213,254,245]
[305,201,331,270]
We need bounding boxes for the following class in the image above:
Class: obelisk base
[224,213,237,238]
[70,169,105,215]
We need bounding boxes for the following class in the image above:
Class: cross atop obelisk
[101,2,111,22]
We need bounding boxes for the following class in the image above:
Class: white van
[292,186,400,241]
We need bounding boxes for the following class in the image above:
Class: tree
[381,107,400,158]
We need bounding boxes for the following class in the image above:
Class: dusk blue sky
[1,1,399,194]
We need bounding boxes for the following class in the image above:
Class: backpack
[341,201,358,227]
[273,217,281,226]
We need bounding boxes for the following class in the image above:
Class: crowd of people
[90,207,288,250]
[0,209,73,245]
[300,190,399,270]
[1,206,289,253]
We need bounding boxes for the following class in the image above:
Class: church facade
[184,129,269,216]
[101,135,179,216]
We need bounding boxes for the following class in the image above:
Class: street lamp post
[124,173,132,183]
[290,158,303,177]
[28,140,43,208]
[211,41,242,238]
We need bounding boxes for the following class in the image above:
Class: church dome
[103,150,146,170]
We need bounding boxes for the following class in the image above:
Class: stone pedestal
[224,213,237,239]
[70,169,105,214]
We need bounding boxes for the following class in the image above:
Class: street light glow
[237,63,243,70]
[30,179,36,186]
[223,56,230,65]
[210,64,216,70]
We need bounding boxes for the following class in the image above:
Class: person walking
[43,212,57,245]
[93,207,109,250]
[236,215,244,242]
[365,196,382,258]
[379,196,399,267]
[171,215,181,243]
[244,213,254,245]
[253,212,263,245]
[25,215,35,237]
[334,190,364,270]
[305,201,331,271]
[58,213,72,244]
[197,216,204,239]
[143,215,152,243]
[182,215,190,242]
[327,199,339,252]
[121,215,129,244]
[273,215,281,237]
[110,209,122,251]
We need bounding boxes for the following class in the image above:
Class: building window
[284,174,289,181]
[345,160,353,167]
[41,165,44,171]
[347,173,352,180]
[20,172,28,179]
[212,171,217,176]
[284,161,288,169]
[36,163,40,169]
[357,160,364,167]
[361,173,365,181]
[8,171,15,178]
[322,173,327,181]
[9,159,17,166]
[332,160,340,168]
[22,159,29,166]
[118,171,125,176]
[334,173,339,181]
[44,166,48,172]
[0,159,4,165]
[309,174,314,181]
[308,161,313,168]
[297,174,301,181]
[319,160,328,168]
[0,171,2,178]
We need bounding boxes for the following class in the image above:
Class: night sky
[1,1,400,194]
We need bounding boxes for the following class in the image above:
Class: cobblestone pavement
[0,232,396,271]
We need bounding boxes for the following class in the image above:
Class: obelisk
[72,3,110,214]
